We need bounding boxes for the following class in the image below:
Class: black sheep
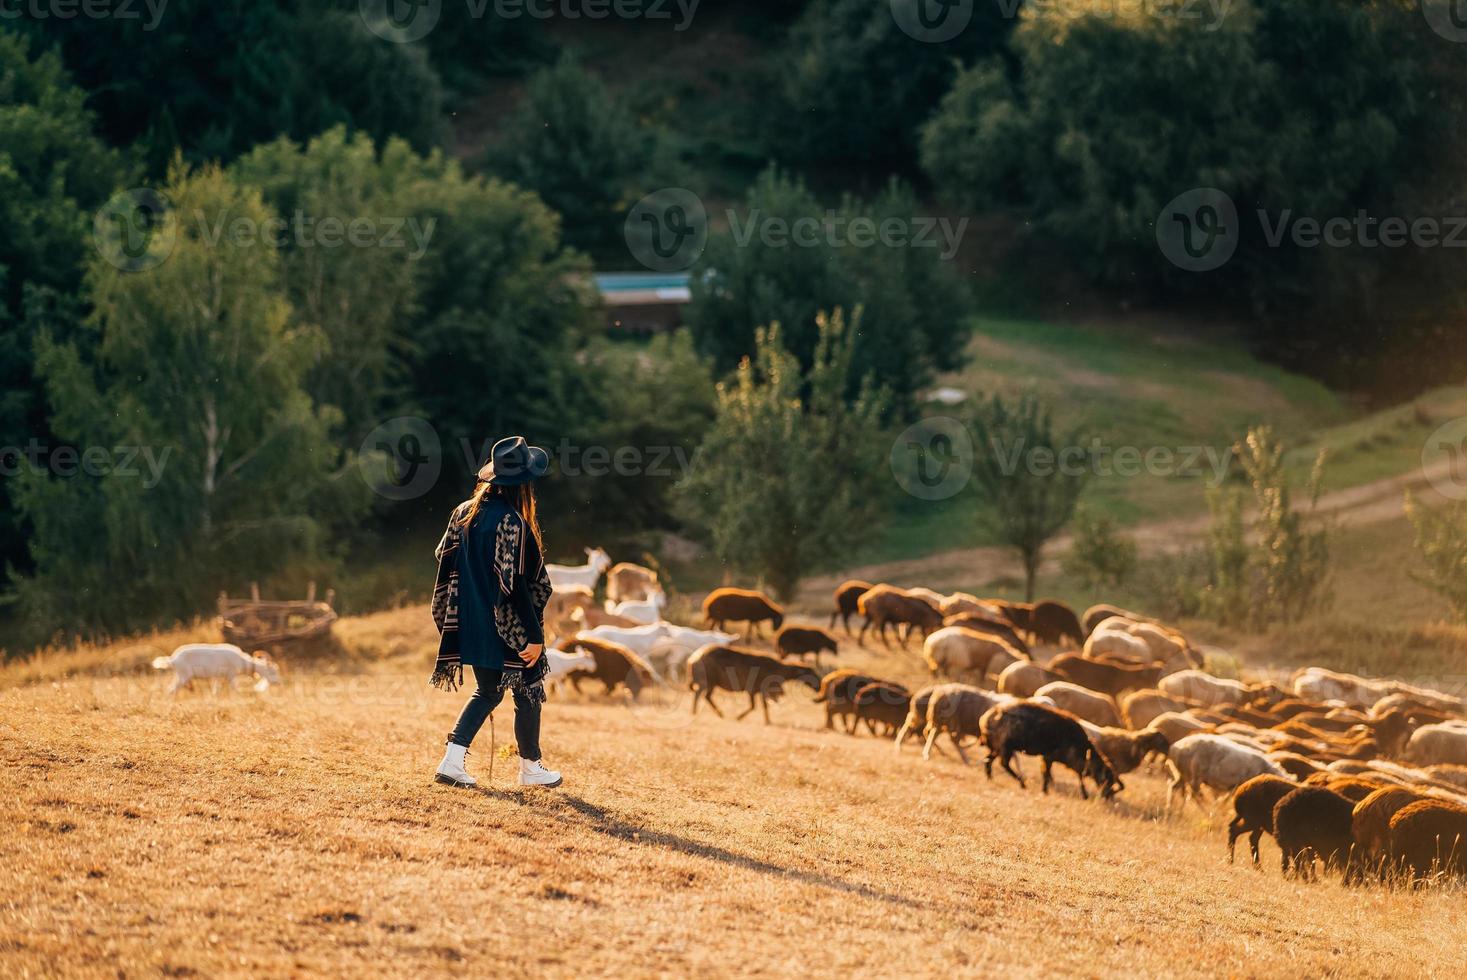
[1227,774,1298,865]
[1272,786,1361,883]
[979,701,1122,800]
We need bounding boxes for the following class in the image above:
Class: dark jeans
[448,665,541,760]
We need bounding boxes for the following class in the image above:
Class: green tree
[485,55,662,260]
[677,309,889,599]
[970,394,1089,601]
[13,163,365,637]
[0,32,127,572]
[1403,490,1467,622]
[686,168,968,413]
[1063,507,1137,595]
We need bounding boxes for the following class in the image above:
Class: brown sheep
[606,561,658,603]
[939,592,1001,619]
[1302,772,1391,804]
[940,613,1030,654]
[813,669,883,734]
[1120,689,1187,730]
[922,684,1012,764]
[894,684,941,753]
[568,606,641,630]
[995,600,1035,637]
[1030,599,1084,648]
[981,701,1123,799]
[829,579,873,635]
[996,661,1058,698]
[702,588,785,640]
[1228,774,1300,865]
[544,585,596,628]
[1425,764,1467,791]
[1048,653,1162,700]
[1085,726,1170,778]
[1352,787,1432,879]
[1272,786,1362,882]
[851,681,912,737]
[1269,751,1329,781]
[560,635,658,701]
[857,585,943,648]
[1081,603,1151,635]
[1388,798,1467,882]
[774,625,838,666]
[686,645,818,724]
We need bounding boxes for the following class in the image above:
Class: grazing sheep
[1228,774,1300,865]
[568,606,641,630]
[1165,733,1286,812]
[1082,725,1170,779]
[923,627,1023,679]
[1388,798,1467,882]
[1371,692,1459,724]
[560,635,659,700]
[894,685,940,753]
[940,614,1030,654]
[605,561,659,603]
[922,684,1012,763]
[1120,689,1187,730]
[1291,667,1395,710]
[1148,711,1209,745]
[939,592,1004,620]
[829,579,874,635]
[995,601,1035,637]
[1048,653,1162,700]
[813,669,884,733]
[858,585,944,648]
[702,588,785,640]
[1082,629,1153,665]
[1352,787,1432,878]
[152,643,280,694]
[1303,773,1390,804]
[545,547,612,592]
[981,701,1122,799]
[1081,604,1151,634]
[996,661,1058,699]
[686,645,819,724]
[1030,599,1084,648]
[904,586,948,608]
[544,585,596,628]
[1426,764,1467,791]
[1127,622,1188,662]
[1269,752,1329,781]
[1402,723,1467,767]
[1272,786,1361,882]
[543,648,595,696]
[1033,681,1123,728]
[1159,669,1251,707]
[607,588,667,625]
[774,625,839,666]
[851,681,913,736]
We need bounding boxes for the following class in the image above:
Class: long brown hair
[457,480,542,551]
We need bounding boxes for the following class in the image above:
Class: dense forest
[3,0,1465,642]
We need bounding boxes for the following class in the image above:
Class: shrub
[1063,508,1137,595]
[1404,490,1467,622]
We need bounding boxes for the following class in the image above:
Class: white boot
[435,743,476,788]
[518,757,562,788]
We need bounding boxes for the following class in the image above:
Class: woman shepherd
[430,436,563,788]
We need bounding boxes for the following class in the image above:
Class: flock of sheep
[155,548,1467,887]
[538,558,1467,888]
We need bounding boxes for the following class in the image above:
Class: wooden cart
[218,582,337,649]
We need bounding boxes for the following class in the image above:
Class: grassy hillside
[3,609,1464,977]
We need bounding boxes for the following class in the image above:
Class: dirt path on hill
[798,459,1460,602]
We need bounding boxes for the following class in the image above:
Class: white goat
[606,588,667,625]
[546,547,612,592]
[152,643,280,694]
[543,647,595,696]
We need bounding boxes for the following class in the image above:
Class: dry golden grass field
[3,608,1465,978]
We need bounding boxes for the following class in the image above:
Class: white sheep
[1082,629,1152,665]
[606,588,667,625]
[1033,681,1123,728]
[1402,723,1467,767]
[1146,711,1208,744]
[152,643,280,694]
[1158,669,1250,707]
[545,547,612,592]
[1164,733,1287,813]
[1291,667,1394,709]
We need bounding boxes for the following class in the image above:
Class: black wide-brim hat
[478,435,549,486]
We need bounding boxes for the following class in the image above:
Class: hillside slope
[2,609,1464,977]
